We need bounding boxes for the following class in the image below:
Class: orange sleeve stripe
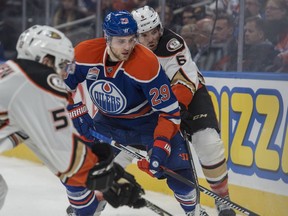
[61,135,98,187]
[172,84,193,109]
[65,148,98,187]
[154,116,180,140]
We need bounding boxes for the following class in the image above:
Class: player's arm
[0,114,29,153]
[64,61,86,92]
[140,65,180,178]
[64,57,95,141]
[144,65,181,140]
[168,46,203,109]
[0,131,29,153]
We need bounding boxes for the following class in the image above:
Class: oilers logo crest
[89,80,127,114]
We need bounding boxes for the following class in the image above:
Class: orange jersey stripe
[154,111,180,140]
[59,135,98,187]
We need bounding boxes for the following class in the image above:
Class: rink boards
[2,71,288,216]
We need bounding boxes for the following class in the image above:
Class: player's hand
[86,142,115,191]
[67,102,95,141]
[103,163,146,209]
[137,158,155,177]
[179,103,193,135]
[138,138,170,178]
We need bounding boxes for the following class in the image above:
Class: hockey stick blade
[144,198,173,216]
[89,129,259,216]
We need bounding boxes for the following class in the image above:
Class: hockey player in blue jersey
[65,10,204,215]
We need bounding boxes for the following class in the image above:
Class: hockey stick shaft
[89,129,259,216]
[144,198,173,216]
[183,131,208,216]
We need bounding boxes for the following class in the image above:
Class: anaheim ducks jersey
[154,28,205,108]
[0,59,98,186]
[64,38,180,140]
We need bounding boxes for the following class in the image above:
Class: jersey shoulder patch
[154,29,185,57]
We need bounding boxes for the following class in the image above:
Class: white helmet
[16,25,74,74]
[131,6,163,34]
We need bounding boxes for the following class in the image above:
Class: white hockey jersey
[153,28,205,109]
[0,59,98,186]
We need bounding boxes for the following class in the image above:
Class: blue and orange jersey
[65,38,181,140]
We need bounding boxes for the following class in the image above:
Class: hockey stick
[88,130,172,216]
[89,129,259,216]
[183,131,208,216]
[144,199,173,216]
[66,199,172,216]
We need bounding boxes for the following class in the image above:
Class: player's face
[138,27,162,51]
[109,35,137,61]
[42,56,55,69]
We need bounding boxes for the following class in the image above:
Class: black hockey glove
[103,163,146,209]
[179,103,193,137]
[86,142,115,191]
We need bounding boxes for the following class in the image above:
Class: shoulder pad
[154,29,185,57]
[14,59,68,99]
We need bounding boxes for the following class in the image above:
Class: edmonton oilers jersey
[65,38,181,140]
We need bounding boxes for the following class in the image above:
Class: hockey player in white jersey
[132,6,236,216]
[0,25,145,216]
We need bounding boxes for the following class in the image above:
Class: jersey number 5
[52,108,69,130]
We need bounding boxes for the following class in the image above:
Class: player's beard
[108,46,131,62]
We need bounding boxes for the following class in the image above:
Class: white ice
[0,156,218,216]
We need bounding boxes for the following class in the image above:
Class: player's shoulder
[134,43,159,62]
[154,28,185,57]
[75,38,106,63]
[125,44,161,81]
[14,59,68,99]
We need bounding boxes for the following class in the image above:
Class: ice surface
[0,156,219,216]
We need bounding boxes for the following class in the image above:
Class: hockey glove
[67,102,95,141]
[179,103,193,136]
[86,142,115,191]
[137,138,170,178]
[103,163,146,209]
